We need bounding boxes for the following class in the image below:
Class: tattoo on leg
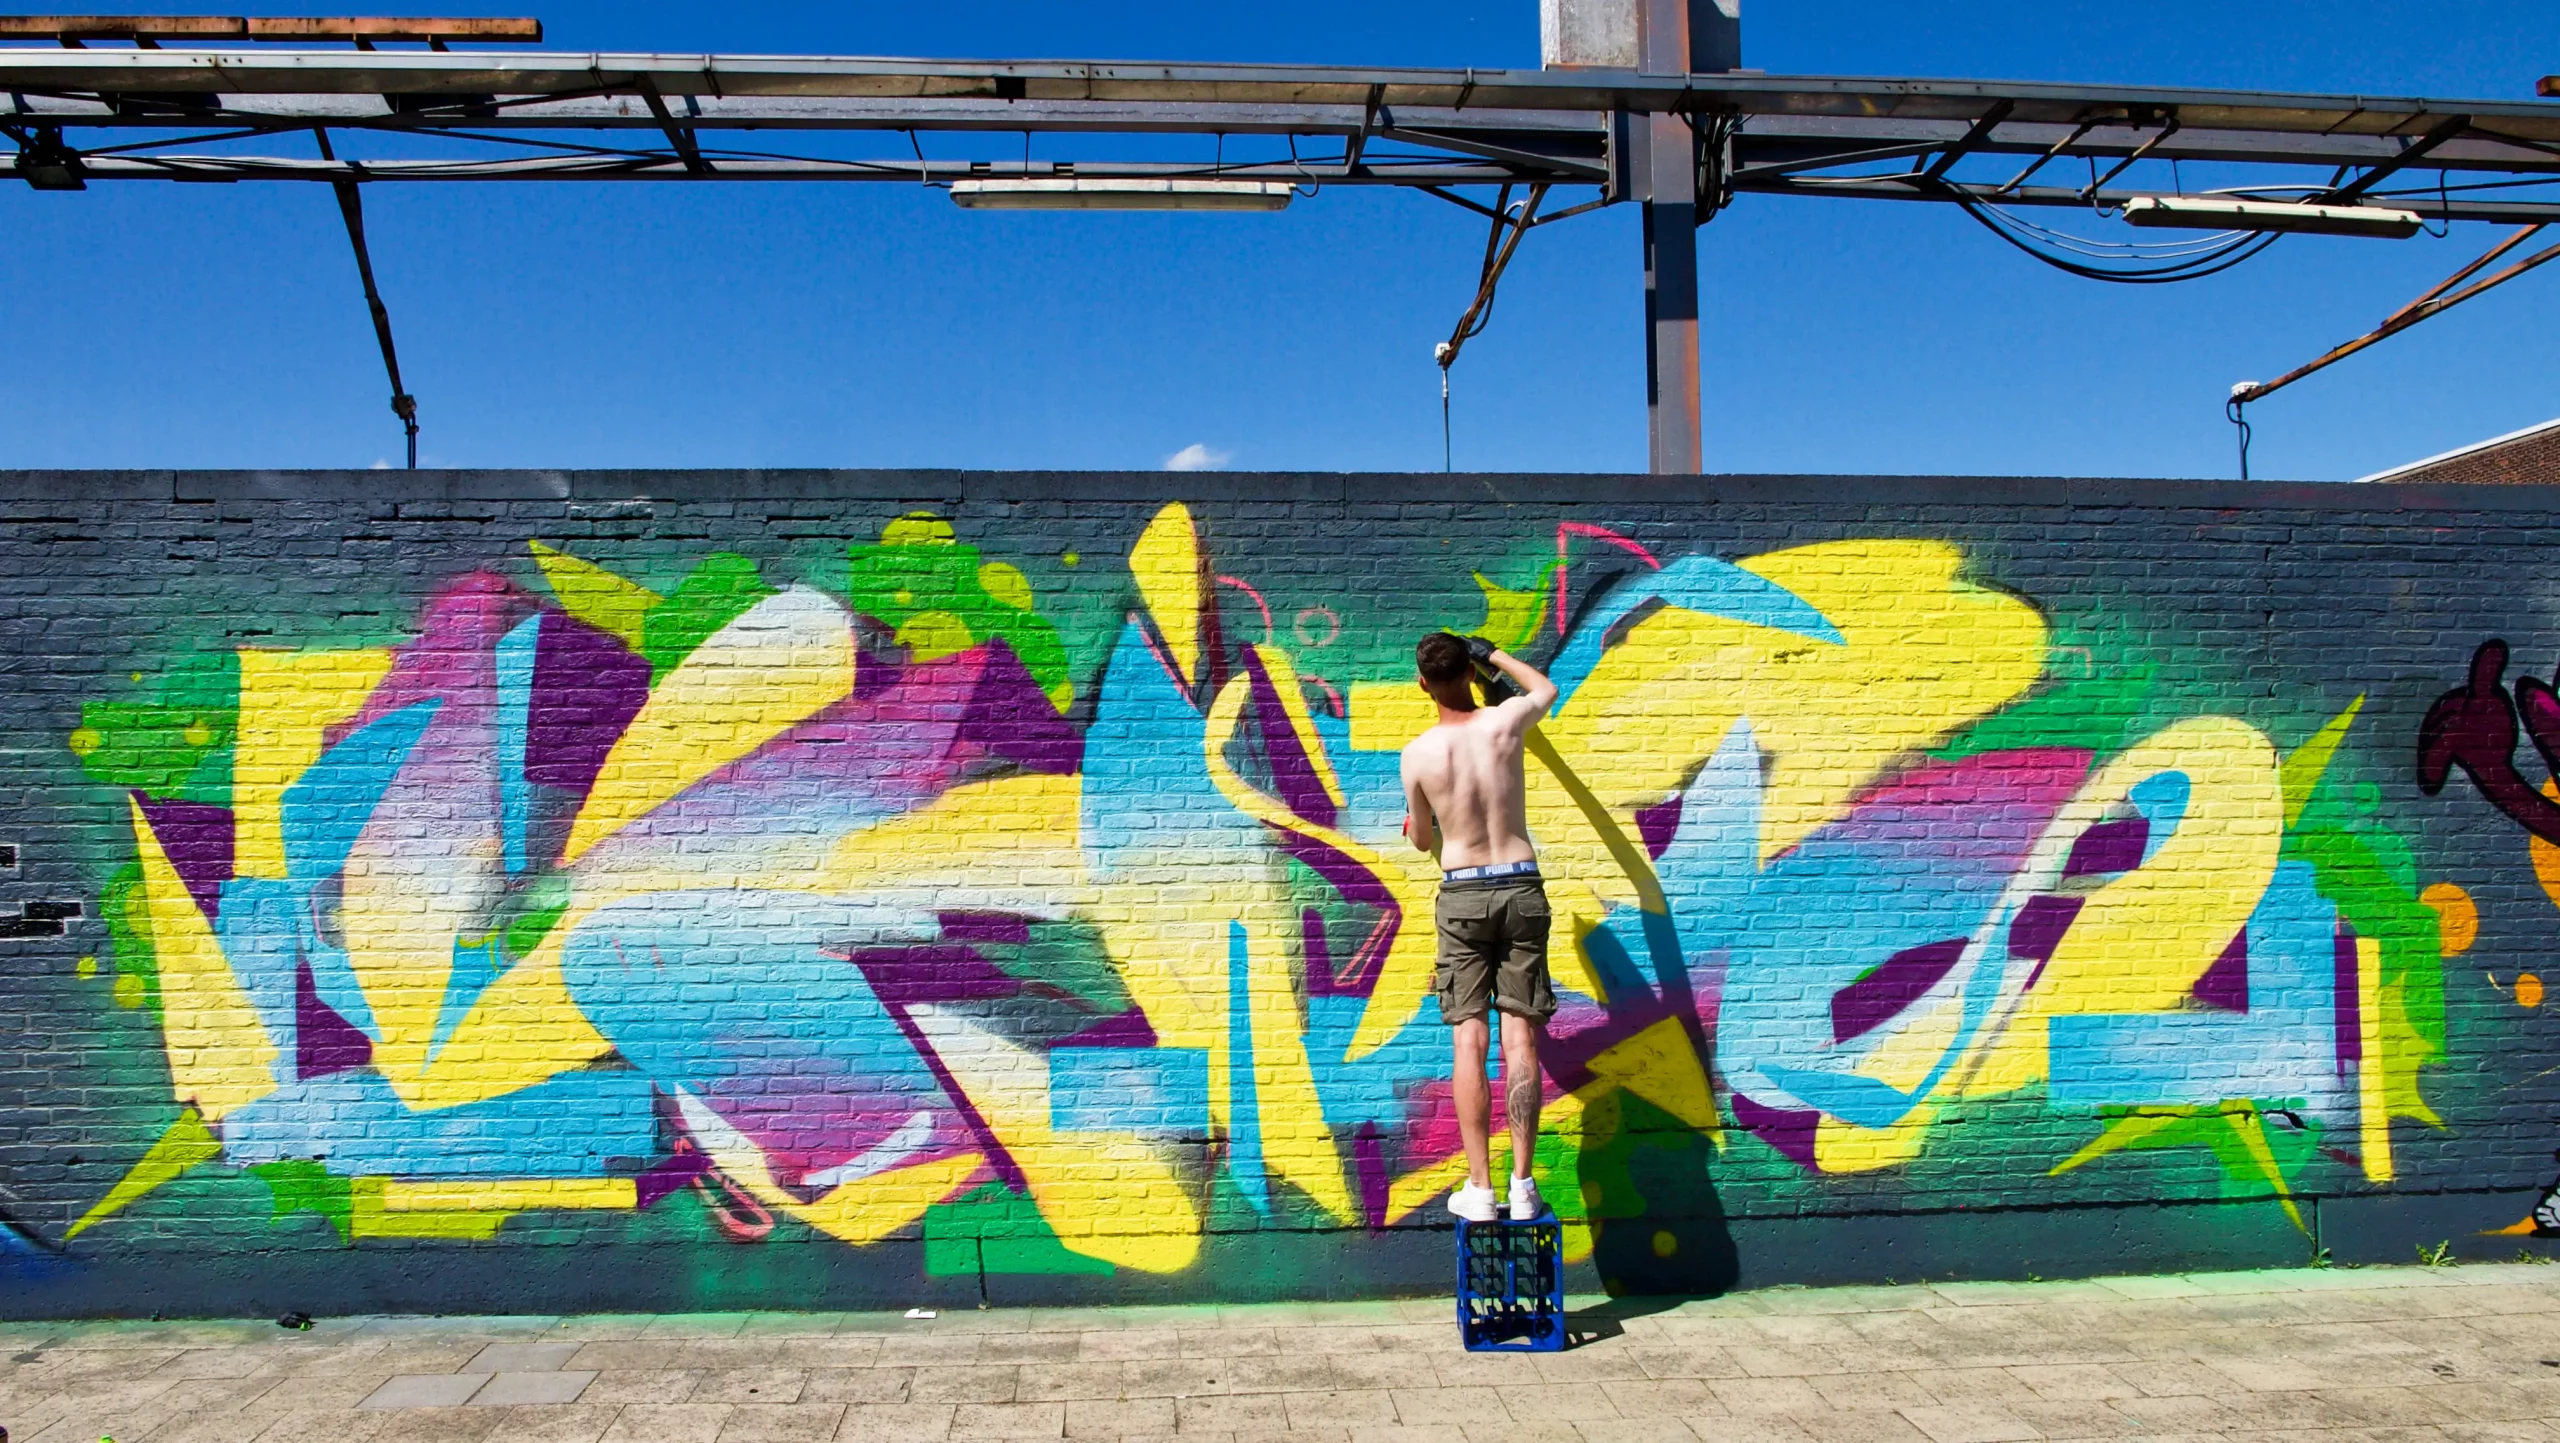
[1506,1069,1540,1136]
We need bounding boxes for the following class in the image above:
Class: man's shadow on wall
[1564,1096,1739,1345]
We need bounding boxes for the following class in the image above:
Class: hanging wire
[1430,184,1548,473]
[1932,181,2284,284]
[1985,207,2253,259]
[1285,133,1320,198]
[1439,358,1453,473]
[2226,392,2254,481]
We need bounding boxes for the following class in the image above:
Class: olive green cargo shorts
[1432,876,1557,1025]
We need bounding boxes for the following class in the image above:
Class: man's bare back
[1399,633,1560,1224]
[1400,697,1542,871]
[1400,638,1557,867]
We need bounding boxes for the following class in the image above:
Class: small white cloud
[370,458,392,470]
[1163,443,1232,472]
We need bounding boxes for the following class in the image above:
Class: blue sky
[1,1,2553,478]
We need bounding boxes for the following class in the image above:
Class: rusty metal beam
[2232,223,2560,407]
[0,14,541,41]
[246,16,539,41]
[0,13,239,37]
[1637,0,1700,476]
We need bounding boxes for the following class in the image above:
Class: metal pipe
[2233,224,2560,406]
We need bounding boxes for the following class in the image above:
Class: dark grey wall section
[2,469,2557,1320]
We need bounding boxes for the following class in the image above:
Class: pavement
[5,1263,2560,1443]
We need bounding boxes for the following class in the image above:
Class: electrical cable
[1791,172,2261,259]
[1285,133,1320,197]
[1963,205,2280,282]
[1934,180,2283,283]
[2226,394,2252,481]
[1983,210,2251,259]
[1429,184,1548,473]
[313,127,419,468]
[1441,364,1452,473]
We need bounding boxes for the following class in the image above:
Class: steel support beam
[6,42,2559,472]
[4,50,2557,145]
[313,129,418,467]
[1637,0,1701,476]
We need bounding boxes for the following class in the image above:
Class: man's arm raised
[1466,637,1558,727]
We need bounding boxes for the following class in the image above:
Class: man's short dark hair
[1417,632,1474,686]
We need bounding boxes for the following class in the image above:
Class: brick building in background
[2361,415,2560,485]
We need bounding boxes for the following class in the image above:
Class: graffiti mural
[39,498,2497,1287]
[2419,637,2560,1240]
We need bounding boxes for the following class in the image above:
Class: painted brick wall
[4,468,2558,1317]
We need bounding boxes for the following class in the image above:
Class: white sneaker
[1446,1183,1499,1223]
[1509,1175,1545,1222]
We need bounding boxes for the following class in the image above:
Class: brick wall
[2,468,2557,1317]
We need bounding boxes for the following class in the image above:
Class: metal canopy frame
[9,27,2560,472]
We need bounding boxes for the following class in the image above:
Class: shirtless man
[1401,632,1561,1223]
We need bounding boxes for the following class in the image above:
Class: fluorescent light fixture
[2122,195,2423,239]
[950,179,1294,212]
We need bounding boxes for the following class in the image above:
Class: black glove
[1466,637,1521,699]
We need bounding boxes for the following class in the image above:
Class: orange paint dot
[2519,973,2545,1010]
[2421,882,2479,957]
[2537,781,2560,915]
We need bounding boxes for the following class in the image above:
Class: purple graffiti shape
[1830,938,1968,1045]
[2418,639,2560,845]
[293,960,372,1080]
[135,795,233,920]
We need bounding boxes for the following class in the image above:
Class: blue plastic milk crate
[1454,1212,1565,1351]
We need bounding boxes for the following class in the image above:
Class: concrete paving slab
[361,1373,493,1409]
[465,1340,586,1373]
[471,1370,599,1406]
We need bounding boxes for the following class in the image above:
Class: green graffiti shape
[497,873,574,963]
[2050,1103,2312,1231]
[98,863,159,1016]
[972,917,1133,1015]
[640,553,780,682]
[846,515,1071,706]
[1470,564,1558,655]
[64,1107,223,1240]
[249,1160,355,1242]
[922,1183,1113,1277]
[1935,661,2156,762]
[69,652,240,802]
[2287,825,2447,1054]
